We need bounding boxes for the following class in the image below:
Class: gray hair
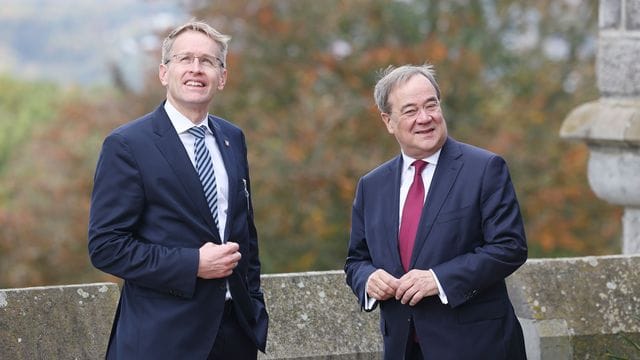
[373,64,441,114]
[161,20,231,68]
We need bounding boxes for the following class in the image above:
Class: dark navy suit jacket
[88,103,268,359]
[345,137,527,359]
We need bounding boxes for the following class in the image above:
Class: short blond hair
[161,20,231,68]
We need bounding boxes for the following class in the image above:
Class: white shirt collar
[164,101,210,135]
[401,149,441,171]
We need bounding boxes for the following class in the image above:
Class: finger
[226,241,240,250]
[200,241,215,251]
[400,270,419,282]
[379,274,401,293]
[369,281,388,300]
[401,286,417,304]
[376,279,396,295]
[383,277,401,291]
[226,251,241,262]
[409,290,424,306]
[395,279,411,300]
[370,271,384,285]
[383,272,401,285]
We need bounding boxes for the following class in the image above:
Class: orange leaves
[0,0,617,287]
[424,36,449,64]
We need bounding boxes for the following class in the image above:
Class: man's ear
[217,68,227,90]
[159,64,168,86]
[381,113,394,134]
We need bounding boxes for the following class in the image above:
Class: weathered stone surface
[0,275,381,360]
[600,0,621,29]
[560,99,640,145]
[597,37,640,96]
[259,270,382,360]
[507,255,640,360]
[0,283,119,360]
[2,259,639,359]
[628,0,640,30]
[622,208,640,254]
[588,145,640,206]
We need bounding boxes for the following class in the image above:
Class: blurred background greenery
[0,0,621,288]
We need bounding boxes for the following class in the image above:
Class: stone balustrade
[1,255,639,359]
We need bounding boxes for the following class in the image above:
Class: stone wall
[507,255,640,360]
[259,271,381,359]
[1,256,639,359]
[0,283,119,360]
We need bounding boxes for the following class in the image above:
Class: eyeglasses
[165,53,224,69]
[398,99,440,120]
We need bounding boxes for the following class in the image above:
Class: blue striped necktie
[188,125,219,228]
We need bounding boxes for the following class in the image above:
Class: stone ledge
[259,271,382,359]
[506,255,640,359]
[0,282,119,360]
[560,99,640,145]
[2,256,640,359]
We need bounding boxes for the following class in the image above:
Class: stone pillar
[560,0,640,254]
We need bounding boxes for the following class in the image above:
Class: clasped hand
[197,242,241,279]
[366,269,438,306]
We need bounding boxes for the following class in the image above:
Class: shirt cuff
[364,274,377,310]
[430,269,448,304]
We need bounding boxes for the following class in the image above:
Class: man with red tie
[345,64,528,359]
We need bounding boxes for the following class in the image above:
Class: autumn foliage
[0,0,621,287]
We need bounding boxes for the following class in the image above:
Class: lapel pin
[224,140,230,147]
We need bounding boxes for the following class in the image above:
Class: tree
[0,0,621,287]
[187,0,618,270]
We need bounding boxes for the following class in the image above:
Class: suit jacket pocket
[129,283,177,299]
[456,298,506,324]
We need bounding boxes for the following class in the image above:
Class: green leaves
[0,0,620,286]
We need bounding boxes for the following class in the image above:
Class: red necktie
[399,160,427,272]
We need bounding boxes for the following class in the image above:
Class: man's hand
[197,242,241,279]
[396,269,439,306]
[366,269,400,301]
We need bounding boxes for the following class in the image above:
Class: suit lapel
[382,156,404,270]
[208,115,239,243]
[410,138,462,268]
[151,105,221,242]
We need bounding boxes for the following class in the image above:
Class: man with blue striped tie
[88,20,268,359]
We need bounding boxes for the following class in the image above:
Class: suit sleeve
[344,178,378,311]
[238,130,269,352]
[241,132,263,297]
[88,133,199,298]
[431,155,527,308]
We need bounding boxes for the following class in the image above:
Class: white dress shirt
[365,150,448,310]
[164,101,233,300]
[164,101,229,241]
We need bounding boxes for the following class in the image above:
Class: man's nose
[416,108,432,122]
[189,58,204,72]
